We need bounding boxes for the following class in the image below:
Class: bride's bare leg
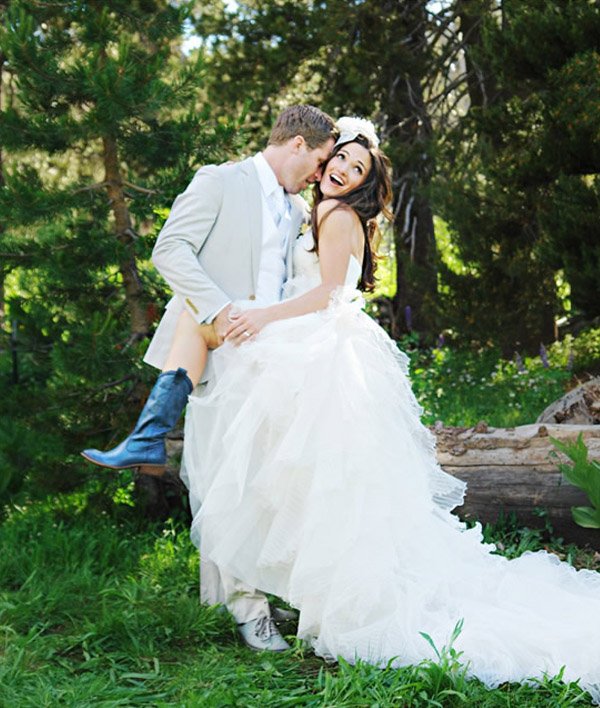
[81,309,219,475]
[162,309,214,387]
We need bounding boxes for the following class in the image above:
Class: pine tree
[435,0,600,352]
[0,0,237,499]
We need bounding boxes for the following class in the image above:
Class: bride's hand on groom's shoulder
[224,307,274,346]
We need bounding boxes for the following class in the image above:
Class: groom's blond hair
[268,105,336,150]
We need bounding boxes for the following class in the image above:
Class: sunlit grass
[0,500,595,706]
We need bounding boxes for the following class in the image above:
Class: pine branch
[72,182,111,194]
[122,180,158,196]
[0,252,32,261]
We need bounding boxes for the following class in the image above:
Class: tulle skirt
[182,290,600,701]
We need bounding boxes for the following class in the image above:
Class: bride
[183,118,600,702]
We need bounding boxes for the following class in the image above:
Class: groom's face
[284,137,334,194]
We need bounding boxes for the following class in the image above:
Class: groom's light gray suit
[144,157,306,377]
[144,155,308,623]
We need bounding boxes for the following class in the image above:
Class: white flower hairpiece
[335,116,380,149]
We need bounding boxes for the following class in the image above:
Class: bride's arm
[225,202,362,343]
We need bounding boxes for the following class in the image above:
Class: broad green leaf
[571,506,600,529]
[553,435,600,530]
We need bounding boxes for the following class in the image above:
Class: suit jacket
[144,157,308,376]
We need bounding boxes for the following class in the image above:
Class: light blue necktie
[268,189,284,227]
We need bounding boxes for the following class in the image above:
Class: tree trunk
[387,0,438,339]
[393,193,437,338]
[455,0,499,111]
[102,135,149,340]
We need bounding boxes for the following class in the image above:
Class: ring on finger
[243,331,251,338]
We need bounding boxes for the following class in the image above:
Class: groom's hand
[213,305,232,344]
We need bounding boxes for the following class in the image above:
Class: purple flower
[566,350,574,371]
[514,352,526,373]
[539,343,549,368]
[437,333,445,348]
[404,305,412,331]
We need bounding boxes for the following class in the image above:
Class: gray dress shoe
[237,616,291,652]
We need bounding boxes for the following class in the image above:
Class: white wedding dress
[183,230,600,701]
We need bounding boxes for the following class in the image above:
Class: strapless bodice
[283,229,362,300]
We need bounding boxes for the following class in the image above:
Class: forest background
[2,1,600,704]
[1,0,599,512]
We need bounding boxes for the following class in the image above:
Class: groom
[144,105,336,651]
[144,105,335,369]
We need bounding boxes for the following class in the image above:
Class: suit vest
[254,198,290,305]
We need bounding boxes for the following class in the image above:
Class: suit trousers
[200,557,270,624]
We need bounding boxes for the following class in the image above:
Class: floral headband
[334,116,380,150]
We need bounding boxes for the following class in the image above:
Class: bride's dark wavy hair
[310,135,393,292]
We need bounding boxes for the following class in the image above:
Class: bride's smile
[321,142,372,197]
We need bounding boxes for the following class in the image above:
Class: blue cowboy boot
[81,367,193,475]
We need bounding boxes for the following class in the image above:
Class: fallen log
[536,377,600,425]
[436,423,600,548]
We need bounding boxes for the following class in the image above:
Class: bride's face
[320,142,372,198]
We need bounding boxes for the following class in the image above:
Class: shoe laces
[254,615,278,641]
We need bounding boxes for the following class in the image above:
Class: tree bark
[387,0,438,339]
[437,422,600,547]
[455,0,499,111]
[102,135,149,340]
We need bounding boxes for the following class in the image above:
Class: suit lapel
[239,161,310,287]
[240,159,263,290]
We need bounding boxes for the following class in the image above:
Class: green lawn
[1,499,597,707]
[3,331,600,705]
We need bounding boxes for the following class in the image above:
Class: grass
[402,326,600,429]
[1,498,597,707]
[2,327,599,705]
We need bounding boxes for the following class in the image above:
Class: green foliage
[434,1,600,352]
[405,340,571,427]
[552,434,600,530]
[405,325,599,429]
[538,174,600,321]
[548,327,600,376]
[418,619,471,701]
[0,0,241,501]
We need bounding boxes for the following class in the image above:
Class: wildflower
[514,351,526,373]
[437,333,445,348]
[539,343,549,368]
[404,305,412,331]
[566,351,574,371]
